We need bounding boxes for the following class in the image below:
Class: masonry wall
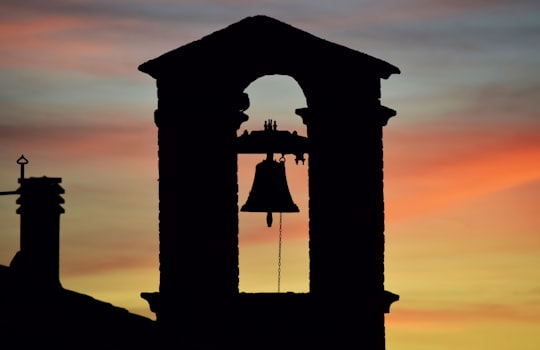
[296,73,387,348]
[154,78,248,345]
[153,70,389,349]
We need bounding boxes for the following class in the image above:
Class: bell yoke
[237,119,306,227]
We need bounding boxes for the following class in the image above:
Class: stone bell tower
[139,15,400,349]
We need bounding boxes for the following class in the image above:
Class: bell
[241,155,299,227]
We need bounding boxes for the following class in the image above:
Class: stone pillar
[154,78,248,346]
[12,177,64,289]
[295,75,390,348]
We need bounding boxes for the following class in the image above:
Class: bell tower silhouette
[139,15,400,349]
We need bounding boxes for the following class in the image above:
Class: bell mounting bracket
[236,119,308,164]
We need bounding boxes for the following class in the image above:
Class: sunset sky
[1,1,539,349]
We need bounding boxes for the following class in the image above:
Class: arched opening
[237,74,309,293]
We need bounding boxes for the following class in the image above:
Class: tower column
[295,78,391,347]
[154,78,248,346]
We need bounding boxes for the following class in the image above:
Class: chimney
[11,177,65,289]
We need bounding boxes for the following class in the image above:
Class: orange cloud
[239,214,308,244]
[389,301,540,329]
[384,121,540,220]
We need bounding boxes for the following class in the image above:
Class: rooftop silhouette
[0,157,156,349]
[1,15,400,349]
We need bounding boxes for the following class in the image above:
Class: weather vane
[17,154,28,180]
[0,154,29,196]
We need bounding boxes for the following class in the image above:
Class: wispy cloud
[0,121,156,162]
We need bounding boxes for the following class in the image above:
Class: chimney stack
[11,177,65,289]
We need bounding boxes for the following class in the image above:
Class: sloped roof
[0,264,156,349]
[138,15,400,82]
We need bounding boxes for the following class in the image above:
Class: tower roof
[138,15,400,83]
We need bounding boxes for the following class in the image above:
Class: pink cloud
[0,15,111,65]
[0,9,163,76]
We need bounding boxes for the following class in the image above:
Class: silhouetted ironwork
[239,120,301,227]
[0,154,28,196]
[236,119,308,164]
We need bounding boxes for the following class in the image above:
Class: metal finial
[17,154,28,179]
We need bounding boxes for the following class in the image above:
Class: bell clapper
[266,211,273,227]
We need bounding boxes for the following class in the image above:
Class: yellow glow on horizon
[61,266,159,320]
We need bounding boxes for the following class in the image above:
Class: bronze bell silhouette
[241,154,299,227]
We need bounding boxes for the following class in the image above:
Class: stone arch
[240,74,307,133]
[238,74,309,293]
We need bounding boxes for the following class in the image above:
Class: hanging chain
[277,155,286,293]
[277,211,283,293]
